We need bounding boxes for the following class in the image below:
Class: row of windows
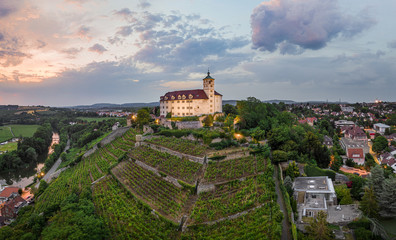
[162,106,197,109]
[160,111,194,116]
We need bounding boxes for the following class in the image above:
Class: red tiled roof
[347,148,363,158]
[0,187,19,198]
[160,89,222,101]
[382,158,396,166]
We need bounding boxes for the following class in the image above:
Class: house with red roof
[347,148,365,165]
[0,195,26,219]
[0,187,19,204]
[159,71,222,117]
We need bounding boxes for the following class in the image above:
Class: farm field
[0,124,40,142]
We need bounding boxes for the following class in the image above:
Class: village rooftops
[294,176,335,194]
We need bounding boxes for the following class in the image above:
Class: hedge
[304,164,336,181]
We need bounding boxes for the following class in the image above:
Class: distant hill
[67,99,349,110]
[68,102,160,109]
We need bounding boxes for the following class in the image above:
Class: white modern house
[293,176,337,218]
[373,123,390,134]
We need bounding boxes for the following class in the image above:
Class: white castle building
[160,71,222,117]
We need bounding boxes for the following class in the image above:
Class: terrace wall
[140,142,206,164]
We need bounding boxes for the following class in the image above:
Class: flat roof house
[373,123,390,134]
[293,176,337,219]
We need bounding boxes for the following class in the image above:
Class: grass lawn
[0,124,40,142]
[77,117,119,122]
[0,126,14,142]
[0,142,18,152]
[8,124,40,138]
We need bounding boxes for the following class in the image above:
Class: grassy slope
[0,126,14,142]
[0,124,40,142]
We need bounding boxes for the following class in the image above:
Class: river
[0,132,59,189]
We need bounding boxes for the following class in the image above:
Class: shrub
[304,165,336,181]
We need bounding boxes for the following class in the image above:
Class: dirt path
[274,165,292,240]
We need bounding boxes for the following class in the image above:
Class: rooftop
[374,123,390,128]
[0,187,19,198]
[294,176,335,193]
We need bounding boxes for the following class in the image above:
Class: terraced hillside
[18,130,282,239]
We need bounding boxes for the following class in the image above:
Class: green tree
[359,186,379,218]
[272,150,288,163]
[367,165,384,196]
[364,153,376,170]
[283,176,294,197]
[137,108,151,126]
[223,104,237,115]
[372,135,388,153]
[285,161,300,180]
[335,185,353,205]
[305,211,333,240]
[203,115,214,127]
[377,177,396,217]
[350,176,366,200]
[250,127,265,142]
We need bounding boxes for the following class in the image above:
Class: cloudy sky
[0,0,395,106]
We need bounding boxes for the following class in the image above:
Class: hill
[3,128,282,239]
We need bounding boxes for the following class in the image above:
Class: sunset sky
[1,0,395,106]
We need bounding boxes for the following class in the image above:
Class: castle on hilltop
[159,71,222,117]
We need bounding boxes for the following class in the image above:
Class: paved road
[35,139,70,188]
[274,165,292,240]
[368,141,380,164]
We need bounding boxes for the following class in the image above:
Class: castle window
[178,95,181,100]
[172,107,174,109]
[178,107,180,109]
[182,95,186,100]
[171,96,175,100]
[210,100,212,102]
[164,96,168,100]
[189,94,193,99]
[182,107,185,109]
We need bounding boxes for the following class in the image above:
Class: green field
[0,124,40,142]
[77,117,119,122]
[0,142,18,152]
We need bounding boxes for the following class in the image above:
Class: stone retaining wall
[135,160,183,189]
[140,142,206,164]
[197,183,215,194]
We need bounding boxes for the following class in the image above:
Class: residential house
[373,123,390,134]
[334,120,355,128]
[343,126,368,143]
[0,195,26,219]
[323,135,333,148]
[340,138,368,165]
[293,176,337,219]
[341,106,354,113]
[298,117,317,126]
[0,187,19,204]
